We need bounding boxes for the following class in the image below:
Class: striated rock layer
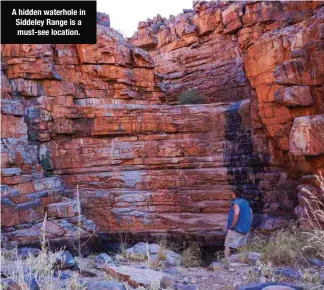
[43,100,266,243]
[129,0,324,223]
[1,1,324,246]
[0,17,161,246]
[1,14,265,246]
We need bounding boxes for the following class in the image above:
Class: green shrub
[40,152,52,172]
[177,90,204,105]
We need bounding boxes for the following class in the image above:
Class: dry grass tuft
[300,173,324,261]
[1,215,59,289]
[118,233,129,257]
[148,280,161,290]
[239,226,323,267]
[117,233,146,262]
[117,235,147,262]
[260,227,308,266]
[126,253,147,262]
[238,232,268,254]
[302,269,320,284]
[239,173,324,268]
[67,185,97,257]
[1,248,59,289]
[303,229,324,261]
[68,272,87,290]
[181,242,202,268]
[156,237,169,261]
[124,252,147,262]
[300,173,324,230]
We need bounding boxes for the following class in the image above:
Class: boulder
[275,86,314,107]
[290,115,324,156]
[85,281,126,290]
[47,199,78,218]
[227,252,262,265]
[0,278,22,290]
[56,272,72,280]
[24,273,40,290]
[126,242,161,256]
[161,275,173,288]
[253,214,290,231]
[1,100,24,116]
[94,253,115,269]
[309,258,324,269]
[263,287,297,290]
[17,247,41,260]
[239,282,302,290]
[151,249,182,266]
[54,251,75,270]
[209,261,225,271]
[104,265,170,288]
[126,242,182,266]
[272,267,302,279]
[1,168,21,177]
[163,267,180,275]
[177,285,199,290]
[126,242,148,256]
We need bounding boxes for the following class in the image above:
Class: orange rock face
[1,2,324,246]
[129,1,324,225]
[129,2,251,104]
[1,13,263,245]
[38,100,264,242]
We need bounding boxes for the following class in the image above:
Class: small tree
[177,89,204,105]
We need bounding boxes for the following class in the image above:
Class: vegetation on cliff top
[177,89,204,105]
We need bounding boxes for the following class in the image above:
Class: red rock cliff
[1,1,324,246]
[1,16,261,246]
[129,0,324,227]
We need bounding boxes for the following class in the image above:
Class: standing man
[224,186,252,258]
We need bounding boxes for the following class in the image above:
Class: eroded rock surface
[1,2,324,246]
[1,11,266,245]
[129,1,324,224]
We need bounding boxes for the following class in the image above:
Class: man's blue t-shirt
[227,197,252,234]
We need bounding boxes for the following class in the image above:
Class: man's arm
[230,204,240,228]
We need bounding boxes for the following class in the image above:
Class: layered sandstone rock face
[1,12,265,246]
[129,1,251,104]
[129,1,324,223]
[1,2,324,246]
[1,59,96,246]
[42,100,264,242]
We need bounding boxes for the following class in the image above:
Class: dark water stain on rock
[224,100,266,212]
